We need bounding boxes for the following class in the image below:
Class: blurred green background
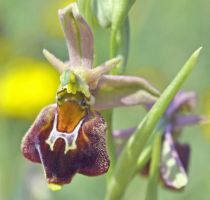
[0,0,210,200]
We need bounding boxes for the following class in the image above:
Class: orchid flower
[114,91,205,190]
[21,3,159,190]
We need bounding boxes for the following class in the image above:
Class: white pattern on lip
[45,113,84,154]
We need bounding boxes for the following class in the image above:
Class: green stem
[104,21,124,182]
[145,132,162,200]
[132,119,166,180]
[131,132,155,179]
[110,18,130,74]
[135,144,152,177]
[102,109,116,182]
[105,47,202,200]
[110,28,118,59]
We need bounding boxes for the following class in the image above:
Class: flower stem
[110,29,118,60]
[109,18,130,75]
[105,47,202,200]
[145,131,162,200]
[102,109,116,182]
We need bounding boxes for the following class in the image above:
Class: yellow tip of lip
[48,183,62,191]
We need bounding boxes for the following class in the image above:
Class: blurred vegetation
[0,0,210,200]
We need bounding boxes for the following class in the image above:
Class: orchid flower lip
[22,104,110,186]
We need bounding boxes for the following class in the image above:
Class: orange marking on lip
[57,101,86,133]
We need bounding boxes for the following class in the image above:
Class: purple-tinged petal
[175,115,204,128]
[160,127,188,190]
[93,75,160,110]
[43,49,67,73]
[59,3,94,69]
[113,127,136,138]
[145,103,154,110]
[166,91,196,117]
[85,56,122,90]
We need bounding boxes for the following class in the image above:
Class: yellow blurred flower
[42,0,75,37]
[0,57,59,119]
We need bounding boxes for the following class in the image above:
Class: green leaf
[105,47,202,200]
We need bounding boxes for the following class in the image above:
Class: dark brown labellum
[21,94,110,187]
